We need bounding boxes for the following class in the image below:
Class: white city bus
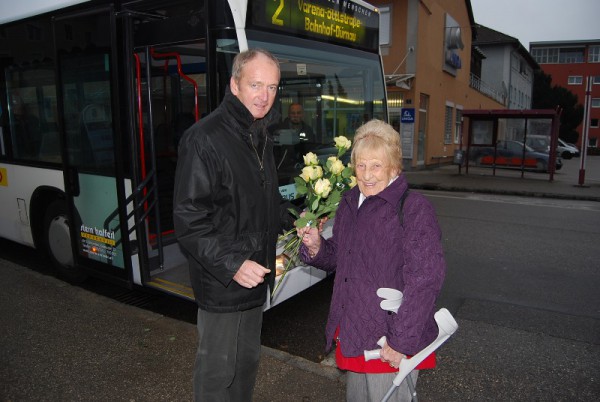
[0,0,387,307]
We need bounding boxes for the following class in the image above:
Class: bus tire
[43,200,87,283]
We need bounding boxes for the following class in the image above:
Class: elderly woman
[299,119,446,402]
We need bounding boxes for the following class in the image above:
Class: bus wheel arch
[32,190,87,283]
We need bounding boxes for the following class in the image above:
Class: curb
[261,346,346,383]
[407,183,600,202]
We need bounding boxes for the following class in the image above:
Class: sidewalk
[0,258,347,402]
[404,155,600,202]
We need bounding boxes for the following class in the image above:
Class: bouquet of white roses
[272,136,355,297]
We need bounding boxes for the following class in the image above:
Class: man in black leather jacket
[173,49,285,401]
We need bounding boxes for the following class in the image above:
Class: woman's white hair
[351,119,403,172]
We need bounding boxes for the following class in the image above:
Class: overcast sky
[470,0,600,49]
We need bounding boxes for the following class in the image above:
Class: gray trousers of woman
[346,370,419,402]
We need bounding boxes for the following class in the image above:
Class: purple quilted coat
[300,174,446,357]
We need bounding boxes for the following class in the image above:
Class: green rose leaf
[296,184,308,195]
[287,208,300,219]
[311,197,320,212]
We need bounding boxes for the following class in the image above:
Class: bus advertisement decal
[74,174,125,269]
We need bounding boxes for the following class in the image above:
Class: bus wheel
[43,200,87,283]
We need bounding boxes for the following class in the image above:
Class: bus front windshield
[247,36,387,189]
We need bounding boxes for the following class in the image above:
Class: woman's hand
[296,216,326,258]
[380,341,407,369]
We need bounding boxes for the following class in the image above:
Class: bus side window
[10,93,42,159]
[80,104,114,168]
[38,129,61,163]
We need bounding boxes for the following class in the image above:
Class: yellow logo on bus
[0,167,7,186]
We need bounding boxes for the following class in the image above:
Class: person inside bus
[173,49,292,402]
[277,102,315,142]
[296,119,447,402]
[271,102,316,181]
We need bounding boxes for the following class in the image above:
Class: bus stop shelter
[460,109,561,181]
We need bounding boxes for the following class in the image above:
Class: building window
[591,118,599,128]
[379,6,391,46]
[444,105,453,144]
[510,53,519,71]
[592,98,600,108]
[568,76,583,85]
[454,108,463,144]
[387,92,404,108]
[594,76,600,85]
[519,61,529,76]
[559,48,584,63]
[589,137,598,148]
[589,46,600,63]
[531,47,559,64]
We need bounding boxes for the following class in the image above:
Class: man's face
[230,54,280,119]
[288,105,304,124]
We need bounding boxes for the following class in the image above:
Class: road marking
[421,190,600,211]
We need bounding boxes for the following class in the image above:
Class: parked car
[469,140,562,172]
[525,135,552,154]
[525,135,579,160]
[557,138,580,158]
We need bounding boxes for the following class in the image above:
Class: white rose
[314,178,332,198]
[334,136,351,150]
[303,152,319,166]
[313,165,323,180]
[300,166,312,182]
[300,166,322,182]
[330,159,344,175]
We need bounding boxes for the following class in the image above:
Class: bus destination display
[250,0,379,51]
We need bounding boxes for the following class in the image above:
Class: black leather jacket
[173,91,283,312]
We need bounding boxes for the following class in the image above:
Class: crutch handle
[363,336,387,361]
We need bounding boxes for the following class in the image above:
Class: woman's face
[354,149,398,197]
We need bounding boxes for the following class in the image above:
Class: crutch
[364,289,459,402]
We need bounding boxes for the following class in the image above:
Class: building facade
[371,0,505,168]
[530,40,600,150]
[473,25,537,110]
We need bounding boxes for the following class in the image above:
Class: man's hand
[233,260,271,288]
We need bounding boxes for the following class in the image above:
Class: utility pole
[578,76,592,186]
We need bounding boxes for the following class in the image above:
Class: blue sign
[279,183,297,201]
[401,108,415,123]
